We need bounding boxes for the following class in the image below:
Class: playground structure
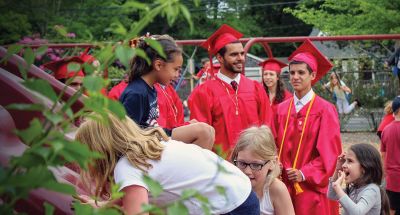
[1,34,400,213]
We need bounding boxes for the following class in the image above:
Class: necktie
[231,81,238,91]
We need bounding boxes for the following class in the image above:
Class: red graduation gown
[155,84,185,130]
[108,81,128,100]
[188,74,272,154]
[274,95,341,215]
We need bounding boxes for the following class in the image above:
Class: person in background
[381,96,400,215]
[43,56,85,91]
[259,58,292,114]
[377,100,395,139]
[108,73,129,100]
[231,126,295,215]
[325,72,361,117]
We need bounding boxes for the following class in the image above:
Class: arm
[270,179,295,215]
[187,85,213,124]
[300,104,342,188]
[338,185,380,215]
[122,185,149,215]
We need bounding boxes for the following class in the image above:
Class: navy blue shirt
[120,78,172,135]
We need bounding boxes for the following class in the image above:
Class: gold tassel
[294,182,304,195]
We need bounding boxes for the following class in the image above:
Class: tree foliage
[285,0,400,35]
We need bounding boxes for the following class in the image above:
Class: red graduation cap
[288,39,333,85]
[201,24,243,55]
[80,48,96,64]
[43,56,85,80]
[258,58,287,74]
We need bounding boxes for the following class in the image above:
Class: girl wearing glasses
[232,126,295,215]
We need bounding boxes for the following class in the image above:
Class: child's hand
[332,171,346,198]
[336,153,346,171]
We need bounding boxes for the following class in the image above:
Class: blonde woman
[231,126,294,215]
[76,113,259,215]
[325,73,360,115]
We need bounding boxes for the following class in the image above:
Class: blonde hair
[75,113,168,198]
[329,72,339,90]
[384,101,393,114]
[231,125,280,188]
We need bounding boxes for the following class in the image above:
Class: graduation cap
[80,48,96,64]
[43,56,85,80]
[258,58,287,74]
[201,24,243,55]
[288,39,333,85]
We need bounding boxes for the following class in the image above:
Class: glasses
[233,160,270,171]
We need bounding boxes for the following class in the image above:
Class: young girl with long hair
[120,34,214,149]
[76,113,259,215]
[328,143,390,215]
[231,126,295,215]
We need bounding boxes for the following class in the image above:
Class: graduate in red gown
[154,83,186,130]
[188,24,272,156]
[108,74,129,100]
[259,58,292,114]
[43,56,85,91]
[274,39,341,215]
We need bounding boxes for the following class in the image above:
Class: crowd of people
[41,24,400,215]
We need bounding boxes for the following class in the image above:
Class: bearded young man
[188,24,272,157]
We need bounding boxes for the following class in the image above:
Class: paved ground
[341,132,380,149]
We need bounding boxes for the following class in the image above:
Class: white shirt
[114,139,251,214]
[293,89,315,113]
[260,190,274,215]
[293,89,314,181]
[217,71,241,85]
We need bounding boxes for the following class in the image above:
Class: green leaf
[141,204,164,215]
[23,79,58,102]
[24,47,34,68]
[1,44,23,63]
[134,48,150,65]
[15,118,43,145]
[6,103,44,111]
[142,175,163,198]
[123,1,149,10]
[108,99,126,119]
[44,111,64,125]
[35,46,48,57]
[179,5,193,32]
[105,21,127,36]
[181,189,197,199]
[44,202,55,215]
[42,181,75,195]
[67,62,81,72]
[115,45,135,69]
[83,76,104,92]
[144,38,166,59]
[110,183,124,200]
[10,150,47,168]
[54,25,68,37]
[72,202,92,215]
[215,185,228,201]
[167,202,188,215]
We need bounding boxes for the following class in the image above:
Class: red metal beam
[12,34,400,48]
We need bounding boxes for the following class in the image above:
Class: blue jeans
[222,191,260,215]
